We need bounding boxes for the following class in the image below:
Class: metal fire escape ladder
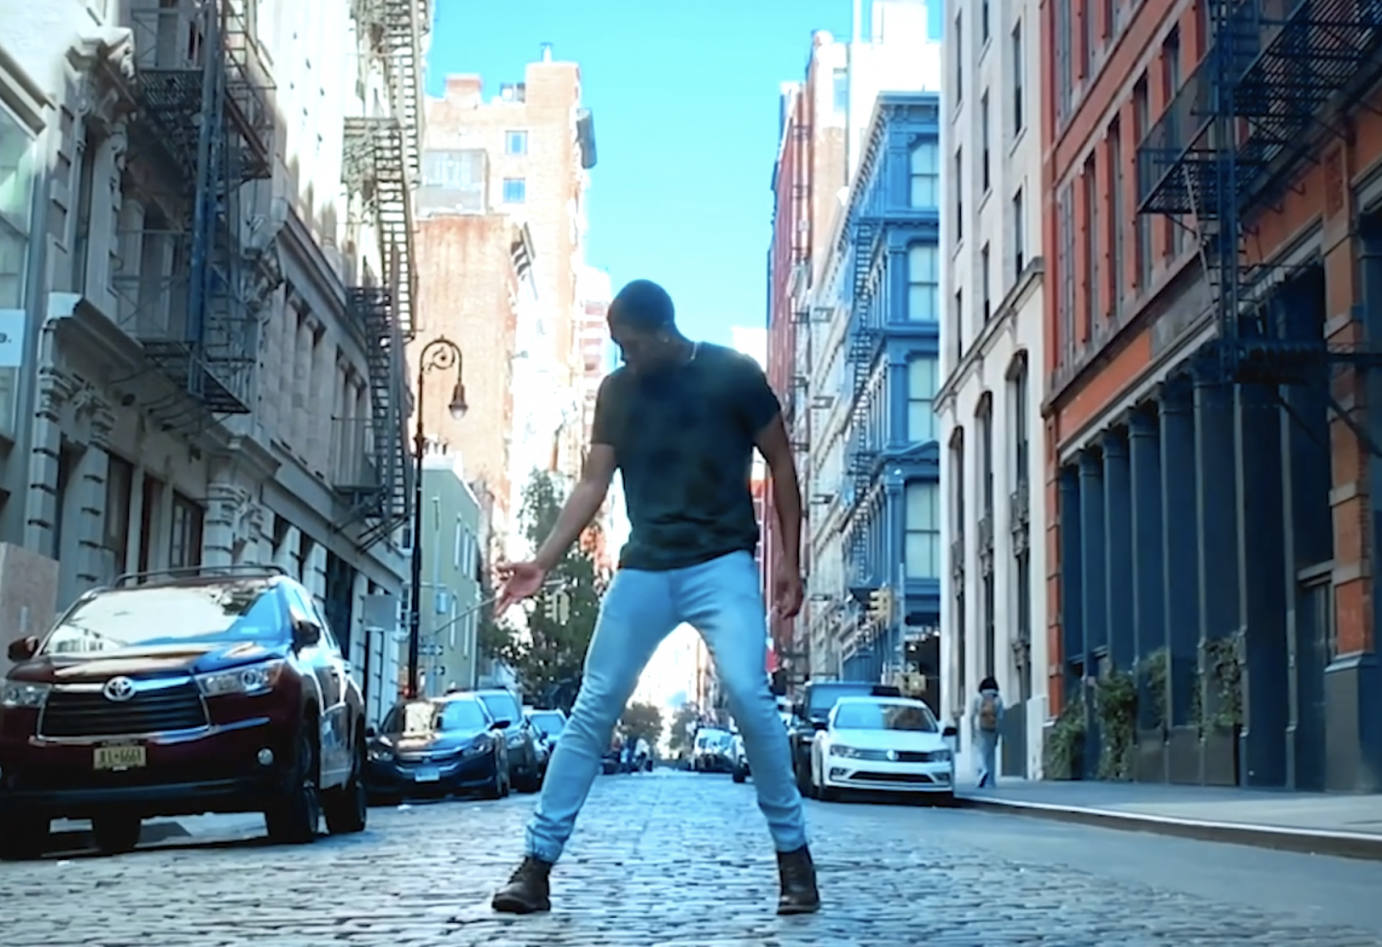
[1135,0,1382,441]
[845,215,881,505]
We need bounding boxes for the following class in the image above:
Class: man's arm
[532,375,619,571]
[533,445,616,571]
[756,416,803,572]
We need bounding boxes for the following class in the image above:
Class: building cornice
[935,257,1045,413]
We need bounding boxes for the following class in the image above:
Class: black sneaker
[776,845,821,915]
[491,856,553,914]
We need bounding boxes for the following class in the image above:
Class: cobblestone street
[3,771,1382,946]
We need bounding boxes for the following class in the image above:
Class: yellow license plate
[94,745,147,771]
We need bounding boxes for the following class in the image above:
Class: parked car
[691,726,734,773]
[0,565,369,859]
[809,695,957,803]
[788,681,902,795]
[471,688,541,792]
[365,694,509,802]
[524,707,567,780]
[730,734,749,783]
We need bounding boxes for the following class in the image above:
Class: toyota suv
[0,565,369,859]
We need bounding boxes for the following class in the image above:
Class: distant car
[788,681,902,795]
[365,694,509,802]
[809,695,956,803]
[524,708,567,778]
[472,688,541,792]
[730,734,749,782]
[691,727,734,773]
[0,565,369,859]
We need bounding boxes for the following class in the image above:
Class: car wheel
[265,724,321,845]
[323,737,368,835]
[732,767,746,784]
[91,813,142,855]
[0,814,48,861]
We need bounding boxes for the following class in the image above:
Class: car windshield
[834,701,938,732]
[437,699,488,732]
[530,712,565,736]
[478,692,520,725]
[807,686,874,717]
[41,582,280,655]
[697,729,730,749]
[383,701,443,736]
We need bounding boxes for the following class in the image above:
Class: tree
[620,701,664,749]
[666,703,700,758]
[500,470,606,707]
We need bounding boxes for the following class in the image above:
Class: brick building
[421,47,597,510]
[1042,0,1382,791]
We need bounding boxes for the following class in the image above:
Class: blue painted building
[835,93,944,693]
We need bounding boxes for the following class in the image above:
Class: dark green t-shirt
[592,343,780,572]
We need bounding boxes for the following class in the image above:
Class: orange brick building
[1041,0,1382,791]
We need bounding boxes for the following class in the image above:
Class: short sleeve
[735,354,781,434]
[590,374,619,446]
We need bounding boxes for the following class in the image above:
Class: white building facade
[936,0,1048,779]
[0,0,425,724]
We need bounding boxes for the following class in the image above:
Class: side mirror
[942,725,958,739]
[490,718,512,731]
[365,726,377,739]
[6,636,38,662]
[291,617,322,650]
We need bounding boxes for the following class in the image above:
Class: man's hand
[773,560,804,619]
[495,561,547,614]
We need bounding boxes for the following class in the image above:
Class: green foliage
[620,701,664,749]
[502,470,606,701]
[1044,689,1087,780]
[1200,634,1243,732]
[1094,668,1137,781]
[666,704,700,757]
[1139,648,1170,730]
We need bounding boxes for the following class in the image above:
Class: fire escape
[845,211,882,588]
[1136,0,1382,427]
[338,0,428,548]
[125,0,275,415]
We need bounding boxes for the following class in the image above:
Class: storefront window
[0,104,37,437]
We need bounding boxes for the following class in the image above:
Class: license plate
[94,744,146,771]
[413,766,440,783]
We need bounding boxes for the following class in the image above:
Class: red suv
[0,565,369,858]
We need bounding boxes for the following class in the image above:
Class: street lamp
[406,336,468,699]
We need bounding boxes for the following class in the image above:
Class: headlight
[464,738,489,756]
[368,745,394,763]
[196,660,286,697]
[1,681,49,709]
[828,744,861,758]
[933,748,953,762]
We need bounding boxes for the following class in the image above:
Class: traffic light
[866,586,893,624]
[543,589,572,623]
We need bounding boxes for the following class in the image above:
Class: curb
[955,794,1382,862]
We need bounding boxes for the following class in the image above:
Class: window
[0,104,36,437]
[832,68,848,113]
[978,397,994,514]
[502,178,526,204]
[1013,188,1025,279]
[169,492,204,569]
[950,432,966,536]
[453,519,463,569]
[907,358,938,443]
[1083,155,1098,326]
[951,289,964,364]
[954,148,964,242]
[1058,183,1076,364]
[1108,119,1124,319]
[981,0,990,44]
[981,243,991,323]
[1055,0,1072,124]
[422,150,481,189]
[980,92,991,193]
[505,130,528,155]
[1011,359,1029,486]
[1012,21,1024,135]
[103,455,135,575]
[904,482,941,579]
[1162,29,1184,257]
[1133,77,1152,288]
[909,141,940,208]
[907,244,939,321]
[954,14,964,100]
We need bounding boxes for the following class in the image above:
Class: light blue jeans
[524,551,808,863]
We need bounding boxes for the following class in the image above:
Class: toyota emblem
[103,677,136,702]
[887,749,898,761]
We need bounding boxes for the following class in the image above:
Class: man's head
[607,279,682,373]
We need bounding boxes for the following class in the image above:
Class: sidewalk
[957,778,1382,861]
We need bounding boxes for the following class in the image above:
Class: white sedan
[809,696,955,802]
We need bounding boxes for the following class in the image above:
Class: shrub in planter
[1043,692,1087,781]
[1095,668,1137,781]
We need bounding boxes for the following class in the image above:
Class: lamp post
[406,336,468,699]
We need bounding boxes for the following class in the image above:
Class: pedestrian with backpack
[971,676,1004,788]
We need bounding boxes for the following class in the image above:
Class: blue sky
[427,1,939,346]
